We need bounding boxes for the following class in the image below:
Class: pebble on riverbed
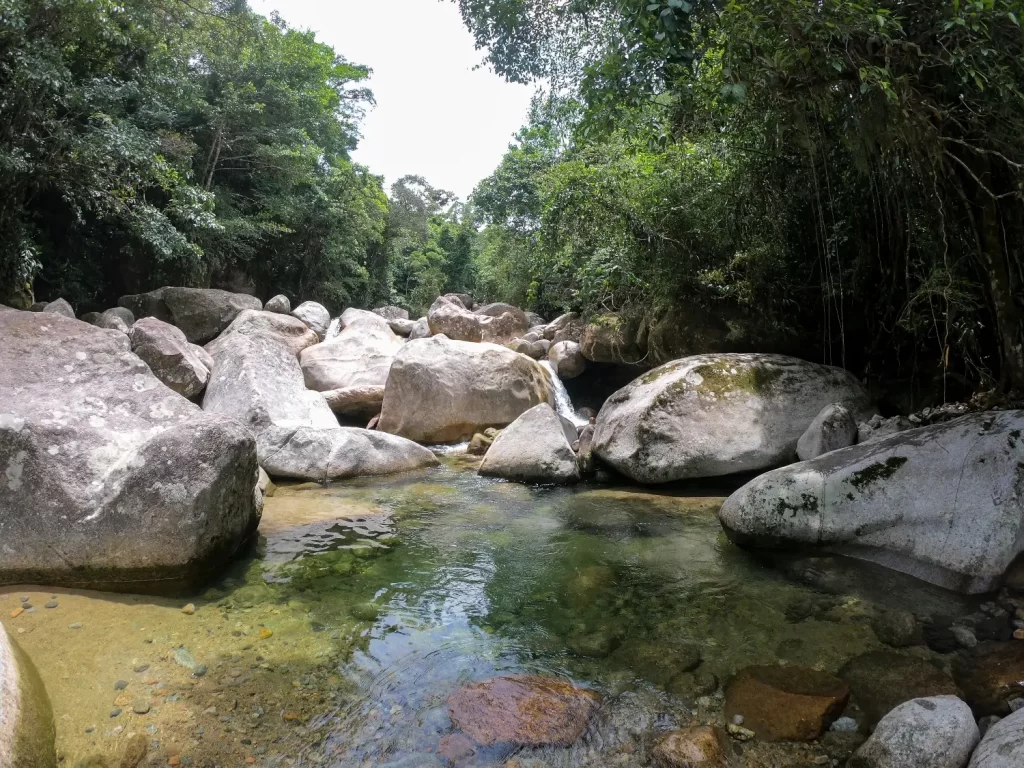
[132,699,151,715]
[181,603,196,615]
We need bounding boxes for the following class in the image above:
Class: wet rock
[42,298,75,318]
[651,726,730,768]
[378,336,552,443]
[822,731,867,763]
[372,305,409,321]
[264,295,290,314]
[871,609,921,647]
[667,670,719,697]
[508,337,545,359]
[548,341,586,380]
[925,618,962,654]
[968,706,1024,767]
[839,651,961,727]
[595,353,870,483]
[724,664,849,741]
[613,638,702,686]
[290,300,331,340]
[0,622,56,767]
[479,404,580,484]
[129,317,211,398]
[848,696,978,768]
[953,642,1024,716]
[467,432,495,456]
[566,628,621,658]
[300,309,403,393]
[0,311,260,590]
[721,411,1024,594]
[446,675,601,747]
[437,732,475,762]
[321,385,386,420]
[797,402,858,460]
[952,625,978,649]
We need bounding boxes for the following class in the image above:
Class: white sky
[251,0,535,200]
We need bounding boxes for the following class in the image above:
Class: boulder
[651,727,729,768]
[838,651,962,728]
[409,317,431,340]
[388,318,417,337]
[372,305,410,321]
[427,295,528,344]
[479,404,580,484]
[720,411,1024,593]
[322,385,386,419]
[95,311,129,334]
[0,623,56,768]
[953,642,1024,716]
[525,311,545,328]
[79,311,100,324]
[256,426,437,482]
[0,311,261,590]
[544,313,584,343]
[849,696,978,768]
[797,402,858,460]
[593,353,870,484]
[645,305,732,366]
[509,338,545,360]
[101,306,134,327]
[300,310,402,393]
[264,294,291,314]
[858,414,913,444]
[580,313,647,364]
[475,301,529,325]
[41,298,74,318]
[968,707,1024,767]
[118,287,261,344]
[129,317,211,398]
[549,340,586,380]
[724,665,849,741]
[446,675,600,747]
[378,336,552,443]
[290,300,331,340]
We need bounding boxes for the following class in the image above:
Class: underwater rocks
[849,696,979,768]
[953,642,1024,716]
[723,665,849,741]
[651,726,730,768]
[0,310,261,590]
[838,651,961,728]
[446,675,601,747]
[378,335,552,443]
[968,707,1024,767]
[719,410,1024,593]
[478,403,580,484]
[593,353,870,483]
[0,622,56,768]
[119,287,262,344]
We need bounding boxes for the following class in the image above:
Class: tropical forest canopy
[1,0,1023,399]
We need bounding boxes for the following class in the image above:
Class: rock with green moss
[0,621,57,768]
[592,353,870,483]
[720,410,1024,593]
[579,313,647,364]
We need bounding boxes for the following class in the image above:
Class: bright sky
[251,0,535,200]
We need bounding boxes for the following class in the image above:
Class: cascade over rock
[378,335,552,443]
[719,411,1024,593]
[592,353,871,483]
[0,310,261,590]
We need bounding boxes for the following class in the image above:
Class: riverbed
[1,457,978,767]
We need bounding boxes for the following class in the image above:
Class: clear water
[4,461,978,768]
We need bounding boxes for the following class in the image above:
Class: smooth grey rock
[859,414,912,444]
[162,287,262,344]
[0,622,56,767]
[525,311,545,327]
[0,311,261,590]
[95,311,130,334]
[264,294,290,314]
[509,338,545,360]
[290,300,331,340]
[118,287,173,324]
[427,295,527,344]
[322,386,386,419]
[797,402,858,460]
[388,318,416,337]
[720,411,1024,593]
[378,336,553,443]
[968,707,1024,767]
[300,309,402,392]
[479,404,580,484]
[549,340,586,380]
[849,696,978,768]
[544,313,583,343]
[580,313,646,364]
[42,298,74,318]
[593,353,871,484]
[372,306,409,321]
[129,317,211,398]
[257,426,438,482]
[101,307,135,327]
[409,317,431,340]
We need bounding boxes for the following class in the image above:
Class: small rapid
[541,360,590,427]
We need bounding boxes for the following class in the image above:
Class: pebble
[1014,629,1024,641]
[181,603,196,615]
[132,700,151,715]
[952,625,978,649]
[19,596,28,602]
[44,600,57,609]
[114,680,129,691]
[68,622,83,630]
[110,709,122,718]
[193,665,207,678]
[9,608,23,618]
[830,717,859,732]
[731,714,744,725]
[259,628,273,640]
[727,723,754,741]
[133,663,149,673]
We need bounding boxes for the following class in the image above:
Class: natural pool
[1,457,981,768]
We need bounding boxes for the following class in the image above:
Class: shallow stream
[2,457,979,768]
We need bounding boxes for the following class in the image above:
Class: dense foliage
[458,0,1024,396]
[0,0,386,311]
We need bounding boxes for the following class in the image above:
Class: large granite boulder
[720,411,1024,593]
[0,623,56,768]
[322,386,386,420]
[593,353,870,484]
[299,308,402,393]
[797,402,858,460]
[548,340,586,380]
[427,295,528,344]
[580,313,647,364]
[372,305,409,321]
[290,300,331,340]
[118,287,262,343]
[849,696,978,768]
[264,294,290,314]
[409,317,431,340]
[0,311,261,590]
[41,299,74,318]
[378,336,552,443]
[544,313,584,343]
[129,317,211,398]
[479,404,580,484]
[388,318,417,337]
[968,707,1024,767]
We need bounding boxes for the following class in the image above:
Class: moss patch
[775,493,820,519]
[848,457,908,492]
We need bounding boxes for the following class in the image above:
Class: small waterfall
[325,317,341,340]
[540,360,589,428]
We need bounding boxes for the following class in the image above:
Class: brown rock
[839,651,961,727]
[118,733,148,768]
[446,675,601,747]
[954,642,1024,716]
[652,726,730,768]
[724,665,849,741]
[438,732,476,762]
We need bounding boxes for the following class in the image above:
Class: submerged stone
[953,642,1024,716]
[724,664,849,741]
[651,726,729,768]
[838,651,961,728]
